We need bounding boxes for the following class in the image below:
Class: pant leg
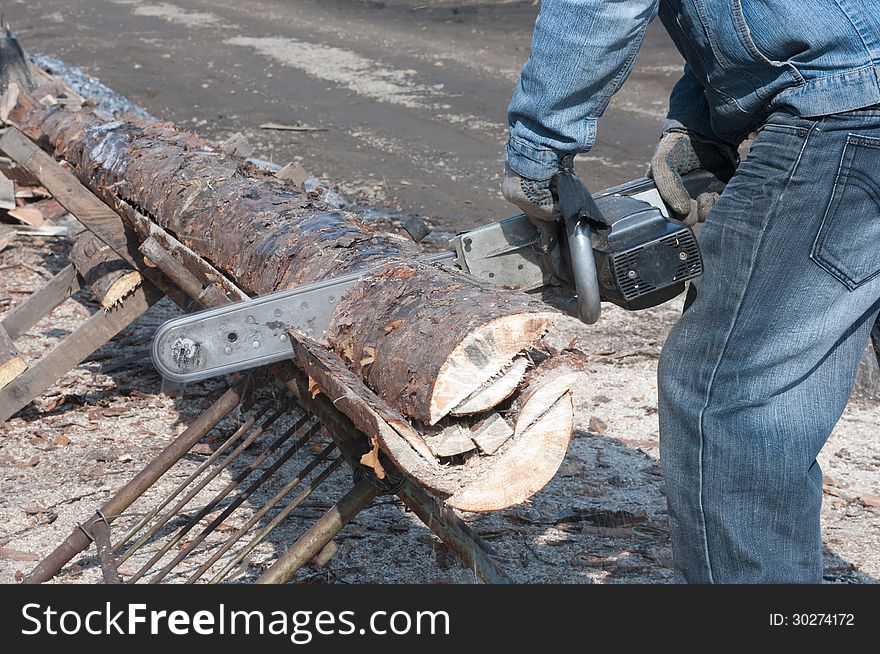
[658,108,880,583]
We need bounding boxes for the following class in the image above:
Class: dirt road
[1,1,878,584]
[3,0,681,229]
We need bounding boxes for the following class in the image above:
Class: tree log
[4,82,579,509]
[69,231,142,309]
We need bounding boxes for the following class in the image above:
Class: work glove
[500,163,562,223]
[649,129,738,225]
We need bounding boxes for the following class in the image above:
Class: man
[502,1,880,583]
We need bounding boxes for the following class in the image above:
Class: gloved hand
[649,129,738,225]
[500,164,560,223]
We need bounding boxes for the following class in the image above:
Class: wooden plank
[0,127,135,252]
[0,282,164,421]
[0,128,191,311]
[1,264,81,340]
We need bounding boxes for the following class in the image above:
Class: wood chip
[0,171,14,210]
[219,132,253,158]
[276,162,309,186]
[6,206,45,226]
[359,436,386,479]
[859,494,880,509]
[0,225,14,252]
[472,413,514,455]
[588,415,607,435]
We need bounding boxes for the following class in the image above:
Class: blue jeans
[658,107,880,583]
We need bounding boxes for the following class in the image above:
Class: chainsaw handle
[553,170,603,325]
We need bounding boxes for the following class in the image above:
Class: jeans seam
[695,122,817,583]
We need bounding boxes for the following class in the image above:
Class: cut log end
[429,312,556,425]
[445,391,574,512]
[98,270,143,309]
[449,355,529,417]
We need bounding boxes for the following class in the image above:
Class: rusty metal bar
[90,517,121,584]
[257,477,381,584]
[24,380,248,584]
[117,403,294,567]
[147,421,322,583]
[127,414,314,582]
[112,403,268,551]
[397,481,513,584]
[112,402,270,554]
[199,449,343,584]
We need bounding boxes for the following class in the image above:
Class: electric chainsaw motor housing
[590,194,702,310]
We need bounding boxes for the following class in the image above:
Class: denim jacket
[506,0,880,181]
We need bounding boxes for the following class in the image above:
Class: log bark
[8,89,559,423]
[4,81,579,510]
[69,231,142,309]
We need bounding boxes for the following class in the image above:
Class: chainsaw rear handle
[552,170,607,325]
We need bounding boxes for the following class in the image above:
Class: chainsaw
[151,170,723,383]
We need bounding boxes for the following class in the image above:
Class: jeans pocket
[811,134,880,290]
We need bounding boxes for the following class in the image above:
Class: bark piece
[69,231,142,309]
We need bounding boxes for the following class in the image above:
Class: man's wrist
[505,134,574,182]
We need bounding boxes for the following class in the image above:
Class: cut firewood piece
[425,424,478,458]
[515,372,582,438]
[471,413,514,455]
[0,325,26,389]
[69,232,143,309]
[450,356,529,416]
[446,392,573,512]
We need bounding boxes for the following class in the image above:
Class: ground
[0,0,878,584]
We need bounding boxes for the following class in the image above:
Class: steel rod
[90,518,122,585]
[148,422,323,583]
[24,381,248,584]
[209,455,343,584]
[112,403,269,552]
[117,403,293,566]
[128,415,313,582]
[257,477,380,584]
[191,446,341,584]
